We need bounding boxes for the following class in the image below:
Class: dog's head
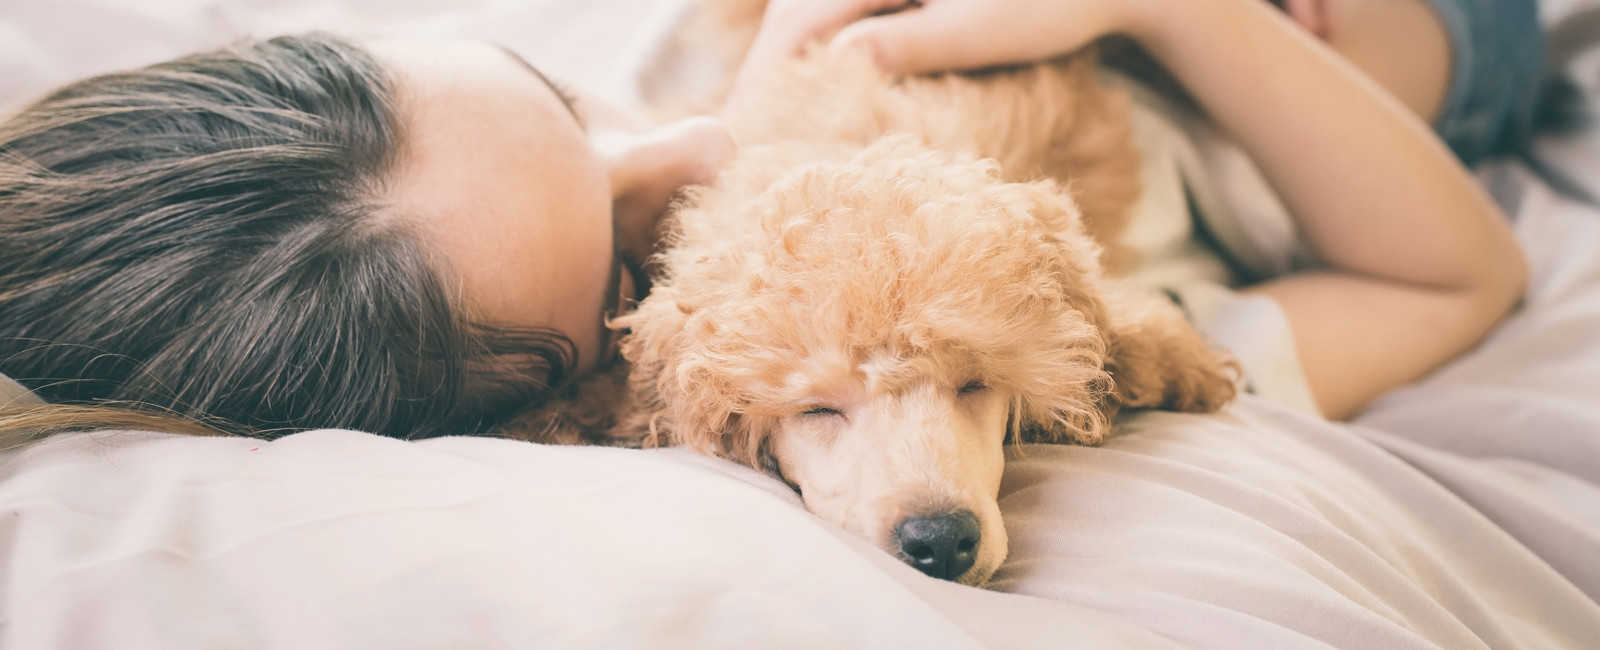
[617,135,1235,585]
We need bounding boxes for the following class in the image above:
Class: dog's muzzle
[894,509,981,581]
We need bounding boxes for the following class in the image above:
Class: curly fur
[620,47,1235,446]
[505,0,1238,585]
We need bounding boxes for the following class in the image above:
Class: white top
[1109,74,1321,415]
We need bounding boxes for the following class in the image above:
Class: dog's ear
[613,292,702,447]
[613,290,775,469]
[1012,181,1236,445]
[1008,181,1120,446]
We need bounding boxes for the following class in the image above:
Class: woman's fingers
[733,0,914,104]
[827,2,991,73]
[826,0,1127,74]
[757,0,912,58]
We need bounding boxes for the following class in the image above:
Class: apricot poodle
[512,21,1237,586]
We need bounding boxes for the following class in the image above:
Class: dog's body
[510,9,1237,585]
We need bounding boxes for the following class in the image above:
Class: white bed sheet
[4,1,1600,648]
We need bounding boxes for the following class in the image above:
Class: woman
[0,35,734,442]
[0,0,1535,442]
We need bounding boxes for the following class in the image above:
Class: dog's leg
[1098,291,1240,416]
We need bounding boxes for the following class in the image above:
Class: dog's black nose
[895,510,981,581]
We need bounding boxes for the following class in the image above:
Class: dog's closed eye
[958,380,989,395]
[800,405,844,417]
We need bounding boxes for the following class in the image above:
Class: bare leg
[1109,0,1454,124]
[1311,0,1454,121]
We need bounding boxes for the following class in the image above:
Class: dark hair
[0,33,573,439]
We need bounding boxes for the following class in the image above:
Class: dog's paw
[1162,350,1241,414]
[1103,294,1241,415]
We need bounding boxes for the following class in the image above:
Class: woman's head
[0,34,733,438]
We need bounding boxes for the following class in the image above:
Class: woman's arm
[745,0,1527,418]
[1123,0,1523,418]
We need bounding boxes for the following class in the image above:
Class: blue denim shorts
[1424,0,1545,165]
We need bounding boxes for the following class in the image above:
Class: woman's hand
[728,0,1141,109]
[824,0,1141,73]
[745,0,1335,78]
[738,0,1144,79]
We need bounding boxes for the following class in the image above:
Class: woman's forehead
[372,38,617,374]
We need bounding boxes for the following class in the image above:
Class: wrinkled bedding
[4,1,1600,648]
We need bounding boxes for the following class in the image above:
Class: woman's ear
[1098,291,1240,416]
